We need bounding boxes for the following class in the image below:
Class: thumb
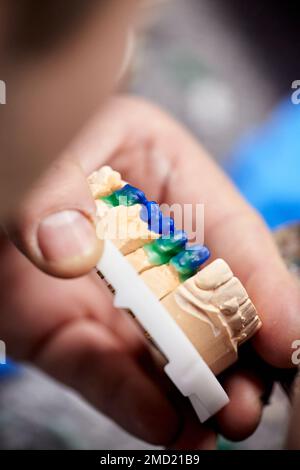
[5,158,102,278]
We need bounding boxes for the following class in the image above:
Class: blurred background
[1,0,300,450]
[133,0,299,159]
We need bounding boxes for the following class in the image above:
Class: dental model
[89,166,262,422]
[87,165,125,198]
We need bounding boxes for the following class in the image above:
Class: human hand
[2,96,300,446]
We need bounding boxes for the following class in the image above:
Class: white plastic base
[96,240,229,422]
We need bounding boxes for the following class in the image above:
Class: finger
[32,317,182,446]
[5,157,102,278]
[168,400,216,450]
[0,236,163,381]
[0,236,156,372]
[214,368,272,441]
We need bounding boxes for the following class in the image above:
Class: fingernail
[38,210,97,262]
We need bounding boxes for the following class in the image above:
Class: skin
[0,1,299,450]
[1,97,300,448]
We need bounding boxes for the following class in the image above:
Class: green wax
[143,231,188,266]
[100,184,146,208]
[169,245,211,282]
[101,193,119,207]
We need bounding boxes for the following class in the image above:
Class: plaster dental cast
[88,166,262,421]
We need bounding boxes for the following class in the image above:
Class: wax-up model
[89,166,262,422]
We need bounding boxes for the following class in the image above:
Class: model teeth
[126,230,188,274]
[87,166,125,198]
[91,166,210,274]
[101,184,147,208]
[95,204,160,255]
[89,166,262,376]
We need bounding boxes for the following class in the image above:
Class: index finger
[163,130,300,369]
